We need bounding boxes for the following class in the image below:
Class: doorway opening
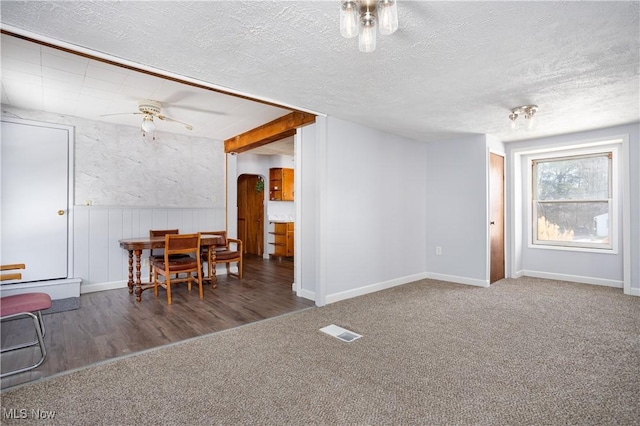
[237,174,265,257]
[489,152,505,283]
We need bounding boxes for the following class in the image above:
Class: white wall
[507,123,640,295]
[425,135,490,286]
[298,122,319,300]
[321,117,428,303]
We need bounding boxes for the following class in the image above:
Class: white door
[1,120,70,282]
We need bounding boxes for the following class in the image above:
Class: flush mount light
[509,105,538,129]
[340,0,399,52]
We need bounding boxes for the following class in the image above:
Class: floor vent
[320,324,362,343]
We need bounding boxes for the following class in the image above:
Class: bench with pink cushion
[0,292,52,378]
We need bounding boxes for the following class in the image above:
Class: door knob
[57,210,65,216]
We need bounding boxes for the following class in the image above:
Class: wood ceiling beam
[224,111,316,154]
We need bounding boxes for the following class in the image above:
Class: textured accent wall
[1,105,225,207]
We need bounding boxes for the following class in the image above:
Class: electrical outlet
[142,258,149,267]
[435,246,442,256]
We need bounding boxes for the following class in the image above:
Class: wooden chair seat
[153,257,199,272]
[214,250,241,261]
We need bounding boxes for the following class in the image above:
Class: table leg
[127,250,134,294]
[134,249,143,302]
[210,251,217,289]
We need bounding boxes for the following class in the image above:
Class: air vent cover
[320,324,362,343]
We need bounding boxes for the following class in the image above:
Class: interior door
[489,152,505,283]
[237,174,264,256]
[1,120,70,282]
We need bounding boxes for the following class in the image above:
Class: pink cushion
[1,292,52,317]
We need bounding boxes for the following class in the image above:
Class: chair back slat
[165,233,200,256]
[150,229,180,256]
[199,231,227,248]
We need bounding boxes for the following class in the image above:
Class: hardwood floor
[0,254,313,390]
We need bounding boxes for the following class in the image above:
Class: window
[532,150,614,250]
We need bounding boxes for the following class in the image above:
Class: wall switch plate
[142,258,149,267]
[435,246,442,255]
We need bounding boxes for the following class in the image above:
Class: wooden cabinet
[269,222,294,257]
[269,168,294,201]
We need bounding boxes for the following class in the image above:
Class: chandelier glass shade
[509,105,538,130]
[141,115,156,133]
[340,0,398,52]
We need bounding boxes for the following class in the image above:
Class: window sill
[528,243,618,255]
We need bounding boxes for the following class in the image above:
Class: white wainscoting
[74,206,226,293]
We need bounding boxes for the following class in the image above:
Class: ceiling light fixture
[141,114,156,134]
[509,105,538,130]
[340,0,398,52]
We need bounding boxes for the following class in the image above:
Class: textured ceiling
[1,1,639,145]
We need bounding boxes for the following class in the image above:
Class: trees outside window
[532,151,613,250]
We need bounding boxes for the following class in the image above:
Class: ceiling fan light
[378,0,398,35]
[359,11,377,52]
[141,115,156,133]
[340,1,359,38]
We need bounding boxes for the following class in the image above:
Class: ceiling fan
[101,99,194,134]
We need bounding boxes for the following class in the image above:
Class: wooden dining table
[119,235,221,302]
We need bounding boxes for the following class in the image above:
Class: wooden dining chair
[152,233,203,305]
[199,231,243,280]
[148,229,189,283]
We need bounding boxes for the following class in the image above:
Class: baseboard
[81,280,128,294]
[325,273,427,305]
[522,270,623,288]
[627,287,640,296]
[424,272,490,288]
[0,278,81,299]
[297,288,316,302]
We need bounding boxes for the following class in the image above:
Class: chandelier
[340,0,399,52]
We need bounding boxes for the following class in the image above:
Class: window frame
[528,145,619,254]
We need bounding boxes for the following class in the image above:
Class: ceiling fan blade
[157,114,193,130]
[100,112,143,117]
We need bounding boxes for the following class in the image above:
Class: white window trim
[526,144,620,254]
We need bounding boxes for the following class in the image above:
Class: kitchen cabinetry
[269,168,294,201]
[269,222,294,258]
